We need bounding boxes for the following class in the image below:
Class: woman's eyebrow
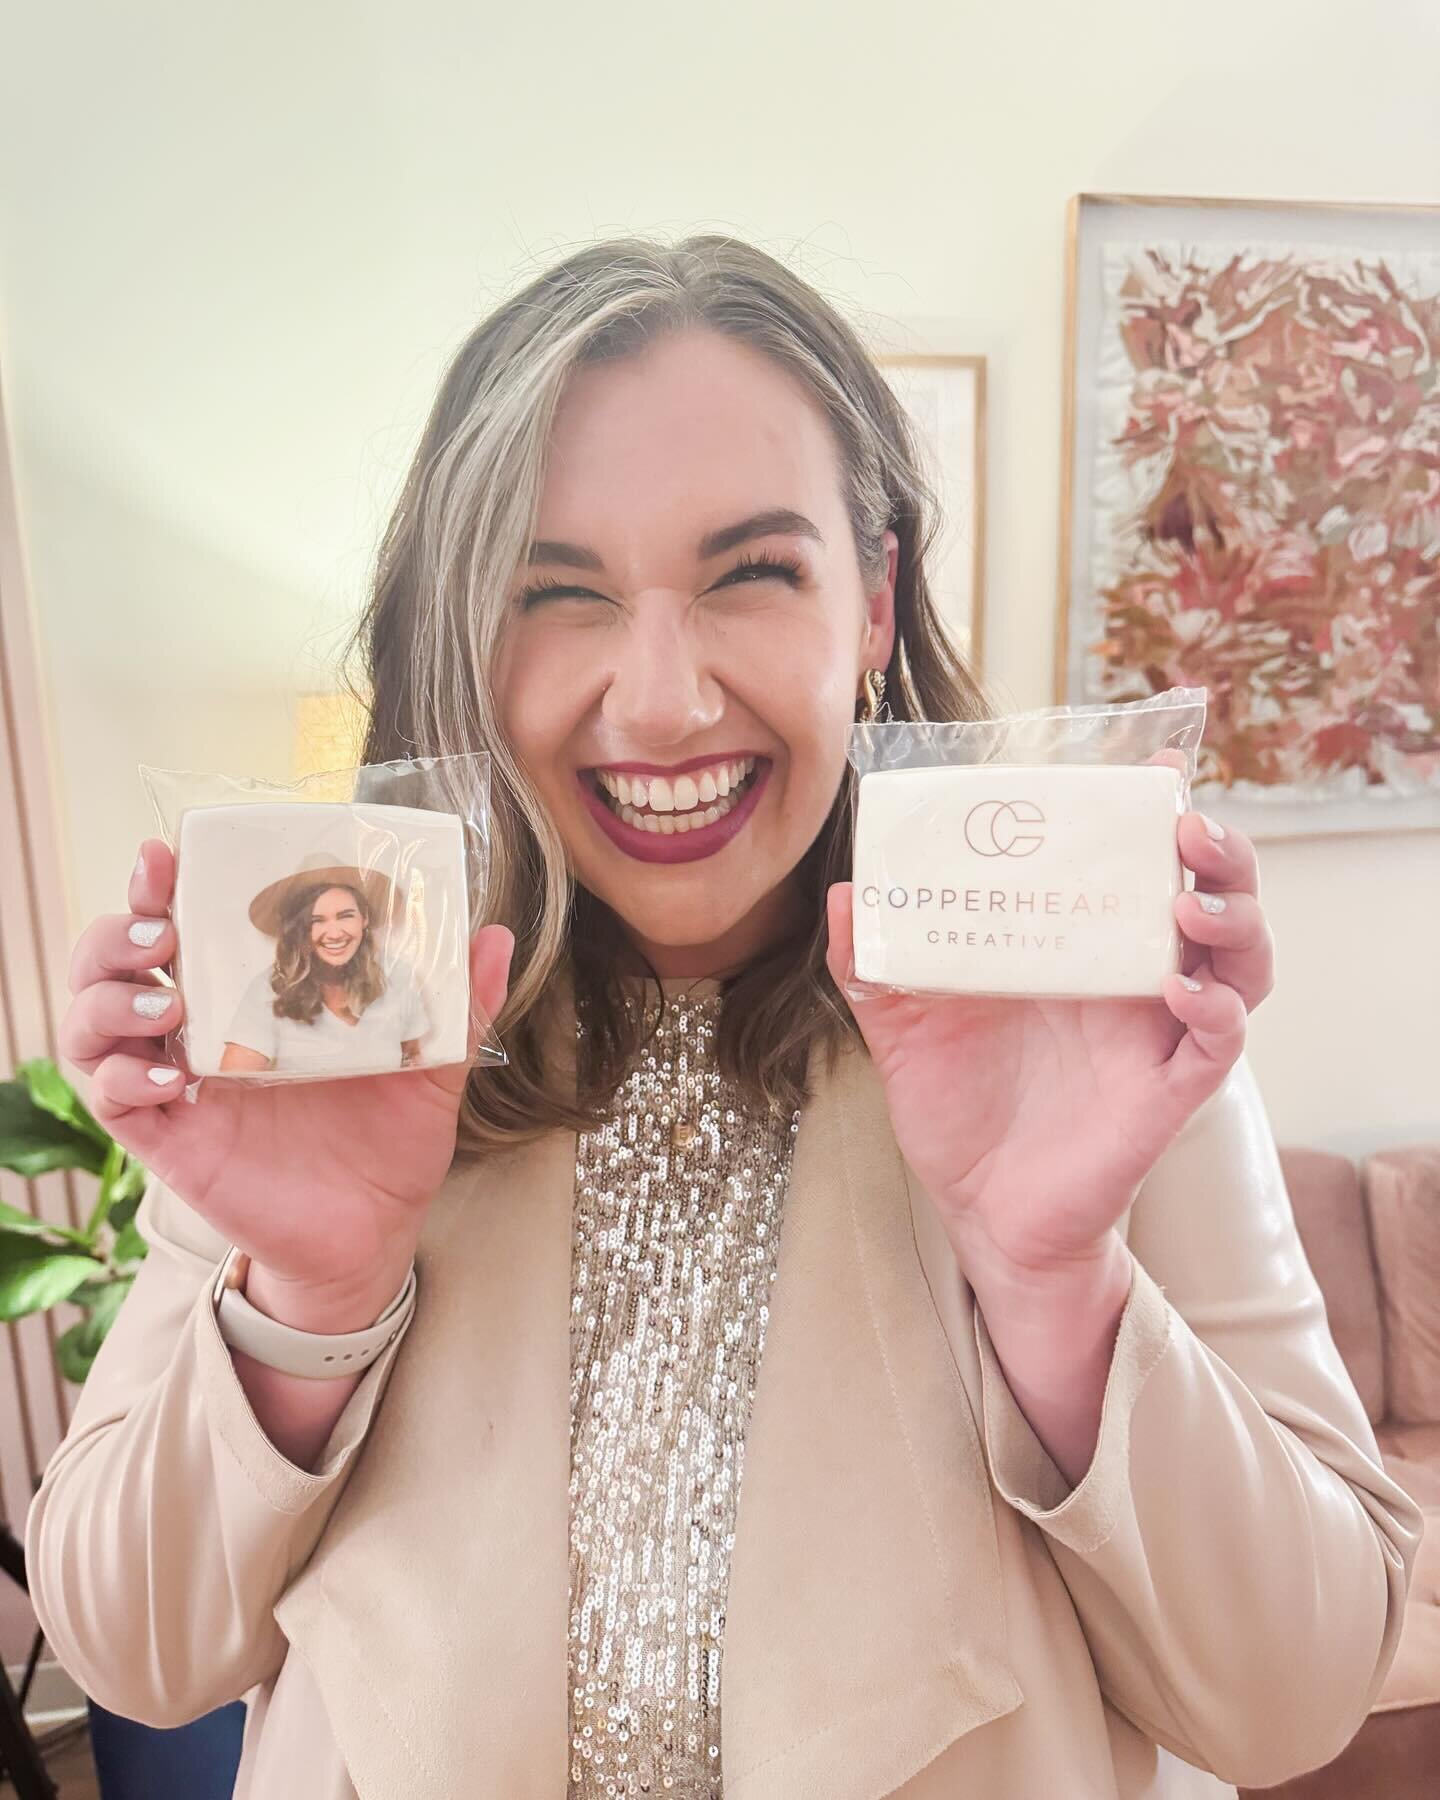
[526,508,825,572]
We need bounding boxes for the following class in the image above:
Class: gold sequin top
[568,979,801,1798]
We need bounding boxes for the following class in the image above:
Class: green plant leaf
[108,1193,141,1234]
[84,1142,127,1240]
[111,1217,148,1264]
[70,1277,115,1307]
[85,1276,133,1334]
[0,1200,92,1247]
[109,1158,148,1208]
[54,1277,134,1383]
[54,1318,95,1385]
[16,1059,111,1149]
[0,1236,102,1320]
[0,1083,108,1179]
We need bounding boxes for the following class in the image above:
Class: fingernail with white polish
[1196,893,1227,915]
[1179,975,1203,993]
[134,851,146,879]
[1197,813,1226,841]
[128,919,165,947]
[146,1066,182,1085]
[132,990,173,1020]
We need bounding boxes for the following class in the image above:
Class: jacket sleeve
[24,1171,415,1728]
[968,1052,1427,1790]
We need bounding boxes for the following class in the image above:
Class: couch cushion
[1280,1147,1387,1426]
[1366,1149,1440,1426]
[1372,1509,1440,1713]
[1373,1422,1440,1509]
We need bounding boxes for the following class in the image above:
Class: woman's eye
[515,552,804,610]
[516,578,606,609]
[718,552,805,590]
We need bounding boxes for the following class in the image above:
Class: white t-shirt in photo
[223,960,432,1076]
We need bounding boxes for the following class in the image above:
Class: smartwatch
[212,1245,416,1380]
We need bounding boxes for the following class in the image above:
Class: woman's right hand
[58,837,515,1307]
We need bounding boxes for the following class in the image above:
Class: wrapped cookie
[138,752,501,1090]
[845,687,1208,1003]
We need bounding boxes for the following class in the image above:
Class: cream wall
[0,0,1436,1153]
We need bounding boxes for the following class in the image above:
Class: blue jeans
[85,1696,244,1800]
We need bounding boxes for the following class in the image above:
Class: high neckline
[615,972,724,1001]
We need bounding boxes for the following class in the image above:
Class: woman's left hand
[825,759,1275,1282]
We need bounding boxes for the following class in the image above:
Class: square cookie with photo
[170,801,471,1080]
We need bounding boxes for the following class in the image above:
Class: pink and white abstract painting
[1063,198,1440,838]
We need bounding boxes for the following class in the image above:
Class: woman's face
[308,887,366,970]
[494,327,897,977]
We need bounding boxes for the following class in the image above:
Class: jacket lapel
[274,1010,1024,1800]
[720,1033,1024,1799]
[273,1120,575,1799]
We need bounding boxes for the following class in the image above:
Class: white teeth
[599,757,758,803]
[600,757,758,834]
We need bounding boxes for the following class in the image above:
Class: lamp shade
[292,690,370,781]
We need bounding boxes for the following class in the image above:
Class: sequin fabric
[568,980,800,1797]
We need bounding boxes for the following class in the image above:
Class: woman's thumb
[466,924,515,1061]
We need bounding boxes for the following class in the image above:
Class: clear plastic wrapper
[137,752,504,1096]
[845,686,1208,1002]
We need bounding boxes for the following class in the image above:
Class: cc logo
[963,798,1047,858]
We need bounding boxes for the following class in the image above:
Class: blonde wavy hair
[338,235,996,1152]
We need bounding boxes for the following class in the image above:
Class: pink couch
[1238,1145,1439,1800]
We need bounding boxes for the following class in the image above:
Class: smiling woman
[219,869,431,1076]
[30,234,1422,1800]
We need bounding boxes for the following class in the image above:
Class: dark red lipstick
[577,759,771,865]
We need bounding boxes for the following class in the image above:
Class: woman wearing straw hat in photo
[220,849,432,1076]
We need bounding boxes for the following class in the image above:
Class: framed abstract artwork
[875,352,988,677]
[1058,194,1440,839]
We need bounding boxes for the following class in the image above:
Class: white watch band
[212,1245,416,1380]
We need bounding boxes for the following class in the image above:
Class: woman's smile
[578,753,770,864]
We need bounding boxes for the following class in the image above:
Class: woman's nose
[599,614,723,748]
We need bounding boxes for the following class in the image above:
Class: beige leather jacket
[26,1029,1424,1800]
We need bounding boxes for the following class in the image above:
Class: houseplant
[0,1056,148,1374]
[0,1056,244,1799]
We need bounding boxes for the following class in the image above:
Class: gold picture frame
[874,351,988,679]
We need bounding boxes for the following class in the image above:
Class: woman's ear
[860,529,900,670]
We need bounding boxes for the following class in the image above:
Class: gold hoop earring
[857,668,886,724]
